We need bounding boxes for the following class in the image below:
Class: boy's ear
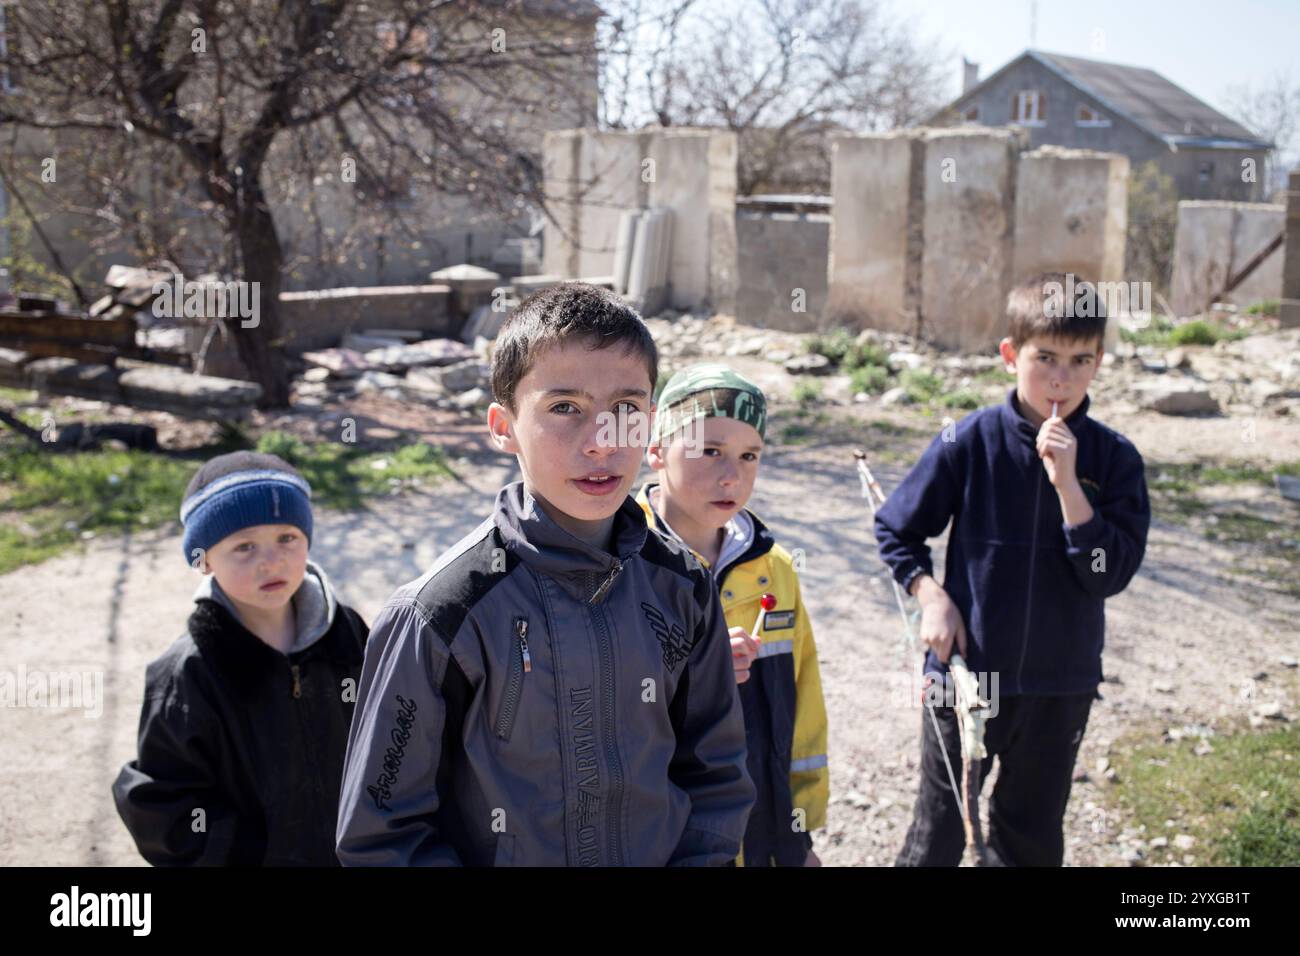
[646,441,666,471]
[486,401,520,454]
[998,337,1019,373]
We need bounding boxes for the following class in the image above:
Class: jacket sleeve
[789,571,830,836]
[1060,439,1150,598]
[666,575,756,866]
[112,659,257,866]
[335,599,464,866]
[874,433,962,594]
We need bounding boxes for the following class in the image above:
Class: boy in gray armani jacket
[336,283,755,866]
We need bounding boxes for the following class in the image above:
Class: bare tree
[0,0,596,406]
[598,0,948,194]
[1225,73,1300,200]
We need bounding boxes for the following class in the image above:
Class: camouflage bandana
[653,363,767,444]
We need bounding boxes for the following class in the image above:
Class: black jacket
[875,390,1150,695]
[113,580,368,866]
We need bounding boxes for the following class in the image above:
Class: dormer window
[1076,104,1111,127]
[1013,90,1045,125]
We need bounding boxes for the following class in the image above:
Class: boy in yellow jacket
[638,364,829,866]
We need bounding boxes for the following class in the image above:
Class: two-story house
[928,50,1273,201]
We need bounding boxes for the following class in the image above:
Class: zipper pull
[517,618,532,673]
[590,559,623,604]
[291,663,302,699]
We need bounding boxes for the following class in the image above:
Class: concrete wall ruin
[542,128,737,314]
[1170,201,1286,318]
[827,128,1130,351]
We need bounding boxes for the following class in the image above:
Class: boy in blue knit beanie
[113,451,369,865]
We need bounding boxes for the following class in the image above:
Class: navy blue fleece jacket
[874,390,1150,696]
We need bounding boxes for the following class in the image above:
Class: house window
[1199,161,1215,182]
[1012,90,1045,125]
[1076,104,1111,127]
[963,105,980,122]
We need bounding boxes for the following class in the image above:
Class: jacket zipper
[290,663,302,699]
[496,617,529,741]
[589,560,622,604]
[1015,467,1046,690]
[590,601,625,866]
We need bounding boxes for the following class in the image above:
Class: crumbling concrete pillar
[541,127,737,314]
[919,128,1023,351]
[828,127,1024,351]
[1170,201,1286,317]
[826,131,917,335]
[1014,148,1128,290]
[1282,169,1300,329]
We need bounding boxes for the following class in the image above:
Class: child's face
[647,415,763,530]
[487,338,654,535]
[998,333,1103,422]
[202,523,309,614]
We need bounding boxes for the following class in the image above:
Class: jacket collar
[1001,387,1091,446]
[188,563,357,698]
[494,480,648,602]
[636,481,776,584]
[193,560,338,654]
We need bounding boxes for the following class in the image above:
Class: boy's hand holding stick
[853,449,992,866]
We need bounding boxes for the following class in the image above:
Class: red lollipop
[752,592,777,637]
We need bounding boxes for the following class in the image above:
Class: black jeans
[895,691,1096,867]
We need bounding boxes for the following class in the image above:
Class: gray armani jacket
[335,481,755,866]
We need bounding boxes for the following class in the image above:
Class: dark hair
[490,282,659,411]
[1006,272,1107,348]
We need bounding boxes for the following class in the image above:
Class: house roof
[935,50,1273,151]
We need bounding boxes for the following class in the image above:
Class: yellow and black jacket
[638,482,829,865]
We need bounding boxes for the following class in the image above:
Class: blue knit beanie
[180,451,313,567]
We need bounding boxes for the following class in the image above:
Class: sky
[904,0,1297,130]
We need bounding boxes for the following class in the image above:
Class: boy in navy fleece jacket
[876,272,1150,866]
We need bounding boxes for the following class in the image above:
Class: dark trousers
[896,691,1096,867]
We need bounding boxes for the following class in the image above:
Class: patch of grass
[804,327,858,364]
[805,327,890,373]
[255,431,454,510]
[1205,510,1283,545]
[1121,315,1251,347]
[1244,299,1280,316]
[1120,314,1177,347]
[849,364,890,395]
[791,378,823,406]
[972,366,1011,387]
[0,432,454,575]
[0,445,198,576]
[939,388,982,410]
[778,408,830,444]
[1149,460,1300,495]
[900,368,943,404]
[0,386,37,404]
[1147,459,1300,598]
[1107,721,1300,866]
